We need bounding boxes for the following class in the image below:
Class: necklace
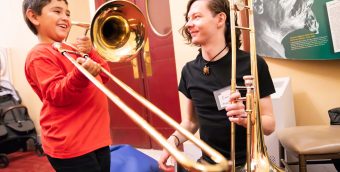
[203,45,228,75]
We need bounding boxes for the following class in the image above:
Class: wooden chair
[278,125,340,172]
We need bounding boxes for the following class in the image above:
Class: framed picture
[254,0,340,60]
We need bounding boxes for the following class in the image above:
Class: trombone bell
[91,0,147,62]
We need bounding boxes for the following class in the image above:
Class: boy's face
[35,0,71,43]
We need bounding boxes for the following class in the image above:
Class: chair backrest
[329,107,340,125]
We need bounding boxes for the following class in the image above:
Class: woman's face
[185,0,222,46]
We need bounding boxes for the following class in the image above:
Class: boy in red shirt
[22,0,112,171]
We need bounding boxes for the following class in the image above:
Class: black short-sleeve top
[178,49,275,165]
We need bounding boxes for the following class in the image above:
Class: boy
[22,0,112,171]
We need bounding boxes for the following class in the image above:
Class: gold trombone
[228,0,284,171]
[54,0,230,171]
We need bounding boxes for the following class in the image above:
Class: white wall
[0,0,202,138]
[0,0,42,134]
[169,0,340,127]
[4,0,338,151]
[0,0,91,137]
[169,0,199,115]
[168,1,338,171]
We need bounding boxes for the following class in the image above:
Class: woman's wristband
[170,135,180,147]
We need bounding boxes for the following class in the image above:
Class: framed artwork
[254,0,340,60]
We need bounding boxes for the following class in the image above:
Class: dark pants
[47,146,111,172]
[333,159,340,172]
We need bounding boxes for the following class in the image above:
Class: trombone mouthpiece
[71,22,90,28]
[52,42,63,52]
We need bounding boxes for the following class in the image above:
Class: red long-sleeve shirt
[25,42,112,158]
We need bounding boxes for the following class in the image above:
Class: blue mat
[110,144,160,172]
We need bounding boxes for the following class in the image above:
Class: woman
[158,0,276,171]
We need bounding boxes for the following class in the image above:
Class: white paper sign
[213,86,231,110]
[326,0,340,53]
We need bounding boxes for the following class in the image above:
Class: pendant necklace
[203,45,228,75]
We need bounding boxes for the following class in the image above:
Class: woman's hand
[158,150,175,171]
[225,91,248,127]
[158,136,179,171]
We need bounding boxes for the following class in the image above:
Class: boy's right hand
[76,57,101,76]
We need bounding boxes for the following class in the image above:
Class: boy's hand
[75,36,92,54]
[76,57,101,77]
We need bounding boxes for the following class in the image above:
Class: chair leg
[279,142,285,168]
[299,154,307,172]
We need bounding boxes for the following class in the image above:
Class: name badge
[213,86,231,110]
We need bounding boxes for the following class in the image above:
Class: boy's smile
[35,0,71,43]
